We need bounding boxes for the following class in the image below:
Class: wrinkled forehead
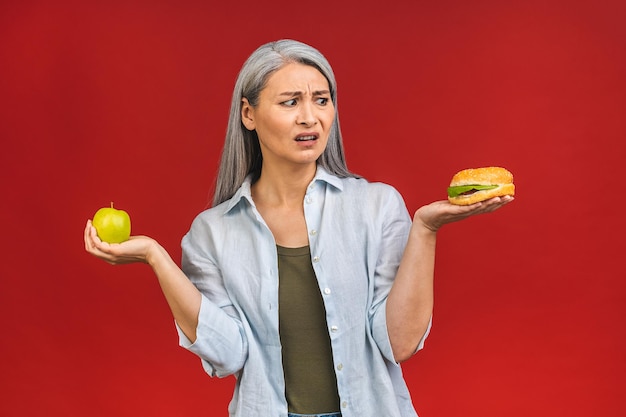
[263,62,330,94]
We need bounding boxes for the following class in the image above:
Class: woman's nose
[296,102,317,126]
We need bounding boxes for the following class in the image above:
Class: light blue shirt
[178,166,430,417]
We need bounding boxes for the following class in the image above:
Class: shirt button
[323,287,331,295]
[312,256,320,263]
[305,196,313,204]
[336,363,343,371]
[330,325,338,332]
[342,401,348,408]
[309,229,317,236]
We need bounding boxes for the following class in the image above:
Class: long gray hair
[212,39,359,206]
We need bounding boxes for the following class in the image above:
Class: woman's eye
[316,97,329,105]
[282,99,297,106]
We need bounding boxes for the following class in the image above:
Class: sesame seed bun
[448,167,515,205]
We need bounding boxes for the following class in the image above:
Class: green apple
[92,203,131,243]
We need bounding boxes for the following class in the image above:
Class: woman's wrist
[145,239,168,267]
[412,214,440,235]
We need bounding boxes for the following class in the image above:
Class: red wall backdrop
[1,0,624,416]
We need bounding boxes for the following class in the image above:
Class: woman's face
[241,62,335,171]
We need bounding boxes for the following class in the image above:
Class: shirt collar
[223,165,344,214]
[312,165,344,191]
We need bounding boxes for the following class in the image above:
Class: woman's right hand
[84,220,159,266]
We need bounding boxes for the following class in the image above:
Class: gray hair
[212,39,359,206]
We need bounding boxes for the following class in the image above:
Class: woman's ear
[241,97,255,131]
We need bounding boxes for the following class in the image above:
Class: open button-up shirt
[178,166,430,417]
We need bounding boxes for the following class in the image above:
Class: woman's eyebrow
[278,89,330,97]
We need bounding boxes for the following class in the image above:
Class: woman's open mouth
[295,134,319,142]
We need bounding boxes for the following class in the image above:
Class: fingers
[465,195,514,214]
[84,220,98,252]
[84,219,116,264]
[481,195,514,213]
[84,220,91,251]
[417,195,514,230]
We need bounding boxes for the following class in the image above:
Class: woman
[84,39,512,417]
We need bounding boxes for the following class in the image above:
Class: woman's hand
[414,195,514,232]
[84,220,158,265]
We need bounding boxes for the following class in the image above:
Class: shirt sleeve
[178,216,248,378]
[368,185,431,363]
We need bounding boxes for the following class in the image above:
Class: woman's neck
[251,163,317,208]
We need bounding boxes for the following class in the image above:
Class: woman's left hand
[414,195,514,232]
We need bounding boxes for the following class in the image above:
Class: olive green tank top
[277,245,340,414]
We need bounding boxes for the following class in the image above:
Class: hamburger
[447,167,515,205]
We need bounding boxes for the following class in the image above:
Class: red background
[1,0,624,416]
